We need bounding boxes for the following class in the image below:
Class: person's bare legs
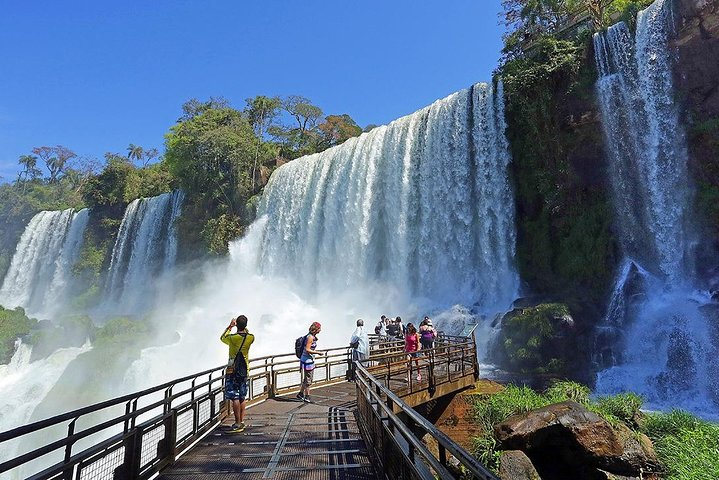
[232,399,241,424]
[239,399,246,424]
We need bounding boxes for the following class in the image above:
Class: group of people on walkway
[220,314,438,433]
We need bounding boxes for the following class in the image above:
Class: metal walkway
[0,332,498,479]
[157,382,376,479]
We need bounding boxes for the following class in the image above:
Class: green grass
[642,410,719,480]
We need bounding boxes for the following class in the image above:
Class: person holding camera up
[221,315,255,433]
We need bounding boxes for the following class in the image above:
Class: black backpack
[232,333,250,379]
[295,334,308,358]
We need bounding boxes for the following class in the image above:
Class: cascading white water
[102,191,184,314]
[594,0,692,281]
[0,209,89,317]
[594,0,718,416]
[258,82,519,312]
[0,339,91,475]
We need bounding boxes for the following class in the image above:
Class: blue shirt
[300,334,317,369]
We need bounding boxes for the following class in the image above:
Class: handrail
[0,331,489,480]
[0,364,225,442]
[355,352,498,479]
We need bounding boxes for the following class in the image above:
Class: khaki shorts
[302,366,314,387]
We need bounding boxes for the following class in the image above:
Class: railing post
[428,351,436,396]
[164,387,173,414]
[123,401,132,433]
[120,427,142,480]
[62,419,77,480]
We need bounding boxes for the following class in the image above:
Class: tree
[245,96,281,191]
[127,144,159,167]
[32,145,76,183]
[178,97,230,122]
[82,154,135,209]
[165,99,262,253]
[127,144,144,165]
[317,114,363,151]
[501,0,585,44]
[282,95,323,136]
[17,155,41,182]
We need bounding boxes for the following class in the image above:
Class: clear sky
[0,1,506,183]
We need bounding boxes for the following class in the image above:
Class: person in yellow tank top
[221,315,255,432]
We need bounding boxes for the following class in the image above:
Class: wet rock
[494,401,659,478]
[499,450,541,480]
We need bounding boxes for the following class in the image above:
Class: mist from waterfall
[593,0,718,416]
[0,208,89,318]
[101,191,184,315]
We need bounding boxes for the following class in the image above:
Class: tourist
[419,316,437,352]
[386,317,400,338]
[376,315,388,338]
[348,318,369,380]
[404,323,421,383]
[395,316,406,338]
[220,315,255,433]
[298,321,324,402]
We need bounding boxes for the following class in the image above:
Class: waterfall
[594,0,718,416]
[257,82,519,313]
[0,339,91,475]
[102,191,184,314]
[0,209,89,317]
[594,0,692,282]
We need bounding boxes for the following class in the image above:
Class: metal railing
[0,365,227,480]
[365,333,479,400]
[354,353,497,479]
[0,328,491,480]
[0,346,353,480]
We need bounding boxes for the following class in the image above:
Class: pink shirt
[405,333,419,353]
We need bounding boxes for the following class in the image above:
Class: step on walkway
[157,382,376,479]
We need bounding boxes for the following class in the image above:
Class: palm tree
[127,144,144,165]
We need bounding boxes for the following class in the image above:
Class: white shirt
[350,326,370,356]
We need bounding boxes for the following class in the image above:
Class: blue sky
[0,1,506,183]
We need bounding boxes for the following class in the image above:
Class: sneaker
[230,423,246,433]
[229,423,239,430]
[296,392,305,401]
[416,374,422,381]
[303,395,312,403]
[238,422,246,430]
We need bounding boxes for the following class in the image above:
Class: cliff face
[674,0,719,284]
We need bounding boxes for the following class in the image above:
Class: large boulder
[494,401,659,479]
[499,450,541,480]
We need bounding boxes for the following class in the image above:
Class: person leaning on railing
[220,315,255,432]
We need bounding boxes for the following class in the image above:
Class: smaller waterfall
[102,191,184,314]
[0,209,90,316]
[593,0,718,416]
[594,0,692,283]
